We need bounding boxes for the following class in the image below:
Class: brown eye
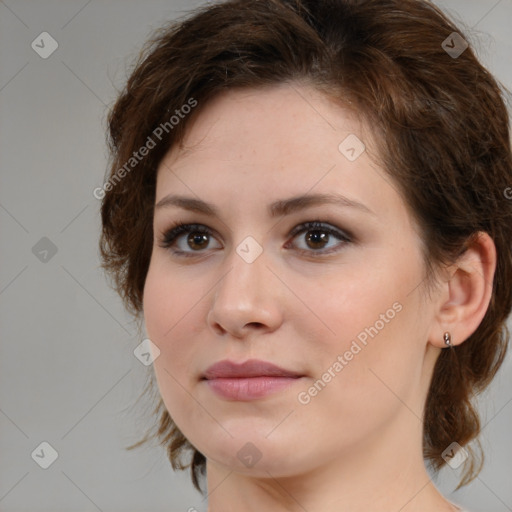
[187,232,210,250]
[159,223,221,255]
[289,221,351,256]
[304,230,330,250]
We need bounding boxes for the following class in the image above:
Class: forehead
[164,84,368,168]
[154,83,411,229]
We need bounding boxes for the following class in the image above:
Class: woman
[99,1,512,510]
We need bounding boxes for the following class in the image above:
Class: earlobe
[429,232,497,349]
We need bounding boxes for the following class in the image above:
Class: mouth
[202,375,304,401]
[200,359,305,401]
[201,358,304,379]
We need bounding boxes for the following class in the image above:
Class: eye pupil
[188,232,209,250]
[306,230,329,249]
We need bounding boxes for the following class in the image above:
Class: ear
[428,232,497,348]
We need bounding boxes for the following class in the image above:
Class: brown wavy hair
[99,0,512,493]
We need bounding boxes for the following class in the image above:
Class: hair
[99,0,512,494]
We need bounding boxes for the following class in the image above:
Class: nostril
[245,322,264,329]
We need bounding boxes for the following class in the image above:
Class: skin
[143,83,496,512]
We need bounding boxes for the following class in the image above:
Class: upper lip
[201,359,304,379]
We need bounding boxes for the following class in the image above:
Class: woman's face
[143,83,442,477]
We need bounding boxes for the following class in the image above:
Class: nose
[207,247,284,339]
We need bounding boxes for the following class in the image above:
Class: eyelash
[158,220,353,259]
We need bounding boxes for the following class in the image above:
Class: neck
[205,411,455,512]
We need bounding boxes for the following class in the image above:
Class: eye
[287,221,351,256]
[158,222,221,256]
[158,220,352,258]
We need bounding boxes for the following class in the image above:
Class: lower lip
[203,376,302,400]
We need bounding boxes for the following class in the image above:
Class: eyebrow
[155,192,375,217]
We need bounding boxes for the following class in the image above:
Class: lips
[201,359,303,380]
[200,359,304,401]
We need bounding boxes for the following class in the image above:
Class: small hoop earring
[443,332,452,348]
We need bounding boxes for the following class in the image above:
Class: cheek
[293,247,427,424]
[143,259,204,342]
[142,261,205,416]
[293,248,417,353]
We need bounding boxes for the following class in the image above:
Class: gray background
[0,1,511,511]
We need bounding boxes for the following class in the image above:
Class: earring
[443,331,452,348]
